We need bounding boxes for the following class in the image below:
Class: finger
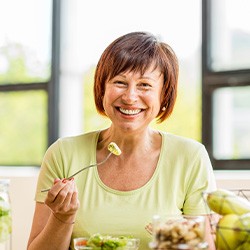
[55,180,77,213]
[46,179,67,201]
[46,178,78,213]
[71,190,80,211]
[54,178,61,184]
[55,180,74,204]
[61,179,78,210]
[68,180,79,209]
[59,180,75,209]
[72,179,79,204]
[59,190,74,212]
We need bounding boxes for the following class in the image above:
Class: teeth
[119,108,141,115]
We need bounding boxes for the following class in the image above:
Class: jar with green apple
[0,179,12,250]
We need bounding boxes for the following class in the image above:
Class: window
[79,0,202,142]
[1,1,207,166]
[202,0,250,169]
[0,0,60,165]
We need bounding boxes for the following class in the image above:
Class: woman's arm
[27,179,79,250]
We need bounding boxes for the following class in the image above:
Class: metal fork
[40,151,113,192]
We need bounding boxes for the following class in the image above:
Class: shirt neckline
[92,130,165,195]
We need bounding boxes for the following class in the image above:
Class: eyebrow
[117,73,161,81]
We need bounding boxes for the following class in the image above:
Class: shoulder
[46,131,100,155]
[159,131,212,171]
[57,131,99,145]
[160,131,205,155]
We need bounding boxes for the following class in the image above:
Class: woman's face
[103,65,164,133]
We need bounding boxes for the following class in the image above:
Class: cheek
[145,91,161,105]
[102,90,116,110]
[104,88,121,102]
[151,93,162,112]
[102,95,108,111]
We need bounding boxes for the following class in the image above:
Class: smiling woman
[102,67,164,132]
[27,31,216,250]
[94,32,178,124]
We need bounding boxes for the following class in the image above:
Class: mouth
[118,107,143,115]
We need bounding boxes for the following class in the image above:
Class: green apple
[207,189,250,215]
[216,214,241,250]
[234,212,250,242]
[235,242,250,250]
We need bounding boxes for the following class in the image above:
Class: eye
[114,81,127,87]
[138,82,152,89]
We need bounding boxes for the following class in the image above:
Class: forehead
[107,49,164,78]
[121,64,162,79]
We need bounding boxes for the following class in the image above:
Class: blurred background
[0,0,250,249]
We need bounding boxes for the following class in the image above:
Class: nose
[121,85,138,104]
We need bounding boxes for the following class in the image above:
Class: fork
[40,152,112,192]
[41,142,121,192]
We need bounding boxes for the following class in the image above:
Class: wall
[1,168,250,250]
[1,167,39,250]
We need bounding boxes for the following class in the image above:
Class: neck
[98,127,161,156]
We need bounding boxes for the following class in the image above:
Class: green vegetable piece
[108,142,121,156]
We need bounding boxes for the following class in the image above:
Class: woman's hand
[28,179,79,250]
[45,178,79,224]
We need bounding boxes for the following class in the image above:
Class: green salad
[0,196,12,243]
[74,233,140,250]
[85,234,136,250]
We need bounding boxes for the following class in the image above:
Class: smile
[119,108,142,115]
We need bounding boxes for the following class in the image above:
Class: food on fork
[108,142,121,156]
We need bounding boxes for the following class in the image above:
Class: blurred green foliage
[0,91,48,165]
[0,43,50,84]
[0,43,48,165]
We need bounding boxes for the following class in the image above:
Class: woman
[27,31,216,250]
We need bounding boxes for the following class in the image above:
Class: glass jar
[149,215,208,250]
[0,179,12,250]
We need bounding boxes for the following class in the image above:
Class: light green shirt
[35,130,216,250]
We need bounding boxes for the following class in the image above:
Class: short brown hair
[94,31,179,123]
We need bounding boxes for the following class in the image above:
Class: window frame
[0,0,60,166]
[202,0,250,170]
